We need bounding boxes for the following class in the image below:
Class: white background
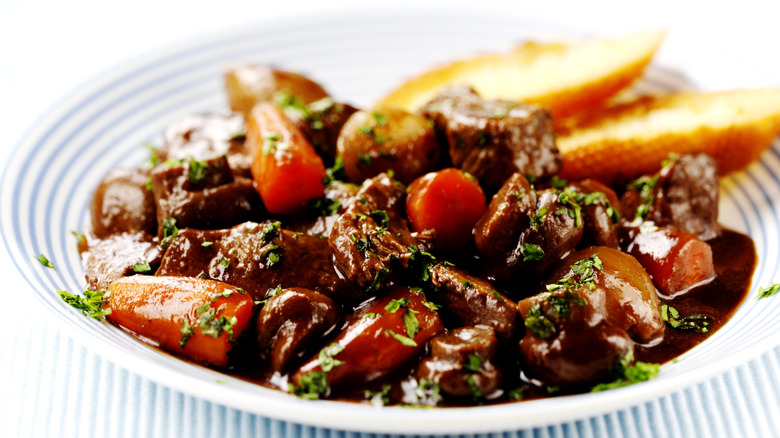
[2,0,780,436]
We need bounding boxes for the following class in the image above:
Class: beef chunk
[256,287,341,372]
[159,112,252,177]
[276,94,358,165]
[156,222,357,302]
[417,327,502,399]
[475,173,584,287]
[81,232,162,291]
[518,247,664,387]
[570,179,621,249]
[150,156,263,236]
[90,168,157,238]
[621,153,720,240]
[423,86,561,189]
[328,173,428,292]
[428,264,517,338]
[286,181,359,238]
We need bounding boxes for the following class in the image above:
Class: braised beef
[428,264,517,338]
[156,222,358,302]
[417,326,502,399]
[475,173,584,287]
[159,112,252,177]
[422,86,561,189]
[517,247,664,387]
[570,179,621,248]
[90,168,157,238]
[150,156,263,237]
[278,95,358,165]
[256,287,341,372]
[81,232,162,291]
[285,181,359,238]
[328,173,428,292]
[621,153,720,240]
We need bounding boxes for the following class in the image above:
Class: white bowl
[2,9,779,434]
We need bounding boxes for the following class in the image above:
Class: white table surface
[2,1,780,437]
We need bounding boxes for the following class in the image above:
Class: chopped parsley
[591,352,659,392]
[289,372,329,399]
[369,210,390,229]
[415,378,441,406]
[422,300,441,311]
[583,191,620,223]
[179,317,194,348]
[358,111,390,145]
[386,329,417,347]
[402,308,420,339]
[385,297,410,313]
[507,387,524,401]
[218,258,230,268]
[357,153,373,167]
[322,156,347,185]
[460,280,473,290]
[756,282,780,300]
[144,143,161,169]
[465,375,483,400]
[160,217,179,249]
[201,240,214,248]
[551,176,567,189]
[261,221,281,242]
[187,158,209,184]
[521,243,544,262]
[491,289,506,302]
[463,354,483,373]
[366,268,389,293]
[132,260,152,273]
[509,190,525,200]
[193,302,238,341]
[660,304,712,333]
[318,343,345,372]
[524,304,555,339]
[36,254,54,269]
[530,207,548,231]
[57,289,110,319]
[263,133,287,155]
[273,90,311,120]
[365,384,392,406]
[312,196,341,217]
[555,187,584,227]
[627,175,659,221]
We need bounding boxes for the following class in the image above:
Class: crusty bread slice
[375,30,665,119]
[557,88,780,185]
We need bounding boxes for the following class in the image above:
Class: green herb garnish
[36,254,54,269]
[57,289,110,319]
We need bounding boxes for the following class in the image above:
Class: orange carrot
[247,102,327,215]
[106,275,254,367]
[406,168,487,249]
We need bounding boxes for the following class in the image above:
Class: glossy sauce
[221,228,757,405]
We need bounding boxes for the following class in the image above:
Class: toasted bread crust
[376,30,665,119]
[557,89,780,185]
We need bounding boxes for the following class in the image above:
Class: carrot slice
[247,102,327,215]
[406,168,487,250]
[107,275,254,367]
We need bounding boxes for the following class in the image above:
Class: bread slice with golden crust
[375,30,665,119]
[556,88,780,185]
